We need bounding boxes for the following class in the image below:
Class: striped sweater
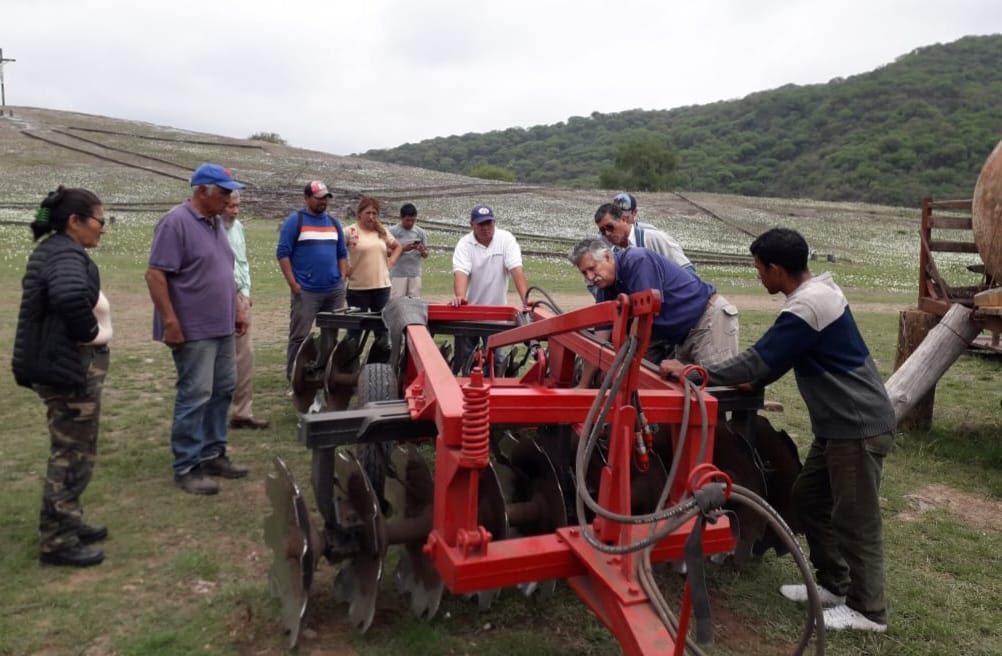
[705,272,895,440]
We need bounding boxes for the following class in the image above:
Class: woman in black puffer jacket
[12,186,112,568]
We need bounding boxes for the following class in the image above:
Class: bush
[468,164,517,182]
[248,132,287,145]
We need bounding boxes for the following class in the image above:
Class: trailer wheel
[355,363,398,510]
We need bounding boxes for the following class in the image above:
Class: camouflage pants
[34,346,110,554]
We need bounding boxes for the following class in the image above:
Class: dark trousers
[452,335,506,376]
[286,287,345,380]
[35,346,110,553]
[793,432,894,623]
[346,287,390,341]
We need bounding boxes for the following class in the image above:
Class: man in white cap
[146,163,250,496]
[276,181,348,380]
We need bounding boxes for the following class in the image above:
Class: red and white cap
[305,181,333,198]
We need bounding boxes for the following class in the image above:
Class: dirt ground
[895,483,1002,531]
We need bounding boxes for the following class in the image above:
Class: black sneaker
[201,455,249,479]
[174,467,220,495]
[40,545,104,568]
[78,524,108,545]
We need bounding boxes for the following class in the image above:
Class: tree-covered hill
[360,35,1002,207]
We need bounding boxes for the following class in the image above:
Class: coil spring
[461,370,490,467]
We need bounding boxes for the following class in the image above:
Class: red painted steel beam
[426,518,733,593]
[426,304,518,323]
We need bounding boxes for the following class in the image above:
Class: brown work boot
[201,455,249,479]
[229,416,270,430]
[174,467,220,495]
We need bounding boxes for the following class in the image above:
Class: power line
[0,48,16,117]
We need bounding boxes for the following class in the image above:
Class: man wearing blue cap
[145,163,250,496]
[450,204,529,374]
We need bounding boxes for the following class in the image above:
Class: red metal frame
[398,295,731,655]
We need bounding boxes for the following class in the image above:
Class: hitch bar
[297,400,437,449]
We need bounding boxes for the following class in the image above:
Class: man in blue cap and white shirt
[146,163,250,496]
[451,204,530,373]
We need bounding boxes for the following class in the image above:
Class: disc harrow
[264,295,823,655]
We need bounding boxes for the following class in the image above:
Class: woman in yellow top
[345,196,401,340]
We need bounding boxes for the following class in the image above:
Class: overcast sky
[3,1,1000,156]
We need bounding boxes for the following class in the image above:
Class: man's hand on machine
[659,358,685,381]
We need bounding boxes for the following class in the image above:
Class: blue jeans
[170,336,236,476]
[453,335,507,376]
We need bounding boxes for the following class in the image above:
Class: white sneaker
[308,390,323,414]
[780,583,846,607]
[823,604,887,633]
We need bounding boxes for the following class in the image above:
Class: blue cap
[190,163,245,190]
[470,204,495,224]
[613,192,636,212]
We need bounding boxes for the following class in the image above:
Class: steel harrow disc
[263,457,316,649]
[494,431,567,599]
[324,337,361,411]
[629,450,669,515]
[473,460,509,610]
[332,449,387,633]
[290,333,322,414]
[384,444,443,620]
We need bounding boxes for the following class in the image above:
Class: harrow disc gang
[263,457,317,649]
[332,449,387,633]
[384,444,443,619]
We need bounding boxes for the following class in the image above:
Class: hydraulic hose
[574,346,825,654]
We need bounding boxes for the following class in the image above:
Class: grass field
[0,207,999,656]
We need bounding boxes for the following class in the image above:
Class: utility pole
[0,48,16,117]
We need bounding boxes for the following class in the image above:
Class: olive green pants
[35,346,110,554]
[793,432,894,624]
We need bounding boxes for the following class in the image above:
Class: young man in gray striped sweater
[661,227,895,633]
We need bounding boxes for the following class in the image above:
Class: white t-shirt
[452,228,523,305]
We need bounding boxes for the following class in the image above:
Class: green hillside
[360,35,1002,206]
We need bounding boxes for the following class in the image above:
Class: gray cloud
[2,0,999,154]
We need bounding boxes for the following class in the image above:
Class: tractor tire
[355,363,398,511]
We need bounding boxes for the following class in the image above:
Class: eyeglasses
[85,215,106,228]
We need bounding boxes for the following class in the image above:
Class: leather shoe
[201,455,249,479]
[230,416,269,430]
[174,467,220,495]
[40,545,104,568]
[78,524,108,545]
